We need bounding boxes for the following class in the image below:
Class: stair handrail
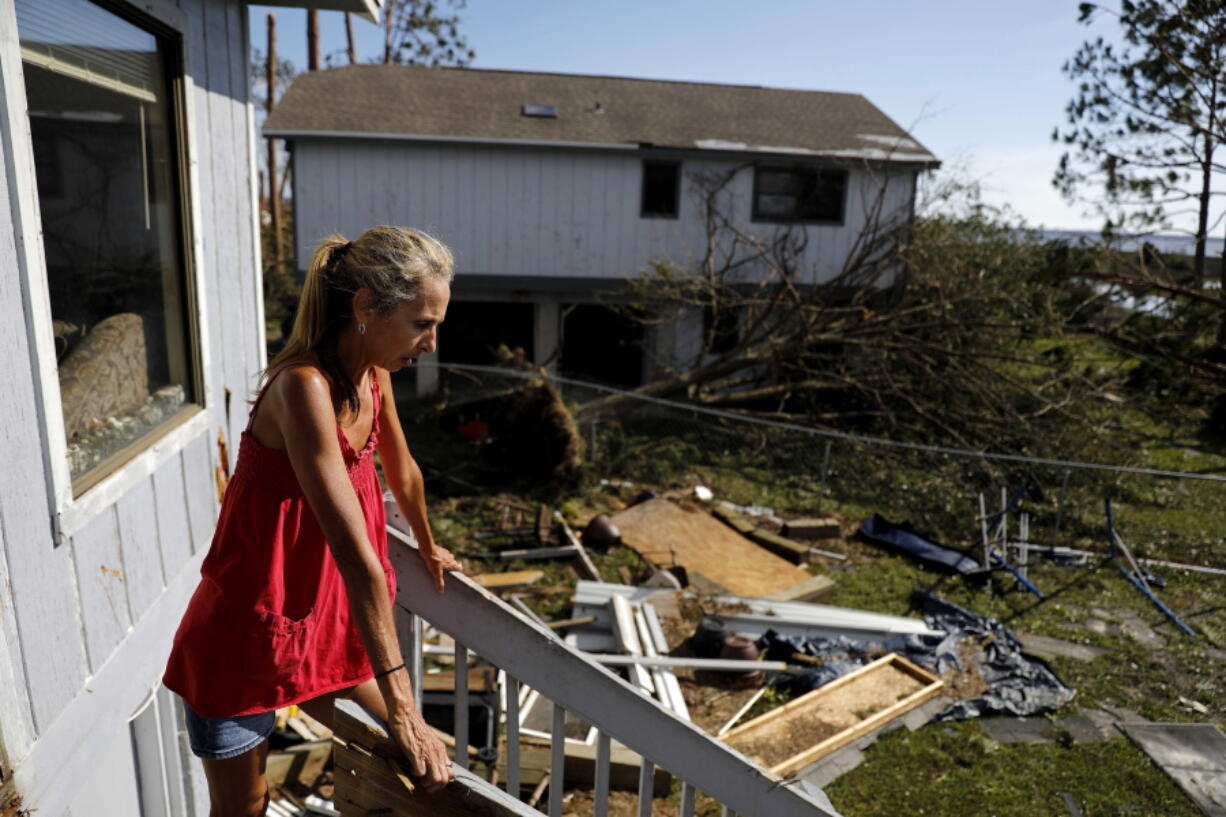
[387,525,842,817]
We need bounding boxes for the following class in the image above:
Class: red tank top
[163,361,394,717]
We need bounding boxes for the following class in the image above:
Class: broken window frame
[6,0,209,540]
[640,159,681,219]
[751,164,848,225]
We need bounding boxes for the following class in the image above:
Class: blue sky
[250,2,1139,232]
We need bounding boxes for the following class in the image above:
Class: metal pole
[817,440,833,515]
[1051,467,1071,551]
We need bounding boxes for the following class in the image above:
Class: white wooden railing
[379,514,843,817]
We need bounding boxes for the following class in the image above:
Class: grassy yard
[395,368,1225,817]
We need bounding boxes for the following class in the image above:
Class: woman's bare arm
[270,366,451,790]
[374,367,461,593]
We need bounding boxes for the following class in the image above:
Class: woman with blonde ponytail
[165,226,461,815]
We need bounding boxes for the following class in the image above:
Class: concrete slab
[1016,632,1112,662]
[980,717,1058,745]
[1117,612,1164,648]
[1123,723,1226,816]
[1060,712,1116,743]
[796,745,866,789]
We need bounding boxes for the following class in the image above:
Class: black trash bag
[756,592,1075,720]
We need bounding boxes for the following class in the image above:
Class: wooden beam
[472,570,545,590]
[332,699,539,817]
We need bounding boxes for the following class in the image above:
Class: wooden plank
[593,655,786,672]
[116,478,167,621]
[610,499,810,597]
[610,595,654,693]
[152,450,194,581]
[422,667,497,693]
[764,574,836,603]
[747,530,811,565]
[497,737,671,796]
[69,507,130,672]
[387,525,839,817]
[9,548,205,816]
[472,570,545,590]
[266,739,333,791]
[722,653,944,777]
[332,698,543,817]
[180,432,218,554]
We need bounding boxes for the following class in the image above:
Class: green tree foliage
[381,0,475,66]
[1053,1,1226,287]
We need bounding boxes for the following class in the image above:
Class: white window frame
[1,0,216,543]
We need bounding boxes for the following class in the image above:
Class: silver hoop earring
[358,322,366,336]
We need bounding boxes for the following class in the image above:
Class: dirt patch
[734,716,846,768]
[940,634,992,701]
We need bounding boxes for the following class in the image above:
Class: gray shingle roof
[264,65,939,166]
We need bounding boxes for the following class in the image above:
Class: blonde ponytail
[266,227,454,410]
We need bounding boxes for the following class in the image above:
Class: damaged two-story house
[264,65,939,392]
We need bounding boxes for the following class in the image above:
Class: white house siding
[290,138,917,286]
[0,0,263,813]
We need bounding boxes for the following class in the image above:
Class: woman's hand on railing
[390,704,455,792]
[418,543,463,593]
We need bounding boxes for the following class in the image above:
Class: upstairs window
[17,0,198,494]
[641,160,680,218]
[752,166,847,224]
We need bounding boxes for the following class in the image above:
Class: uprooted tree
[578,164,1131,461]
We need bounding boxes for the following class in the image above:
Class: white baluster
[594,731,611,817]
[680,783,696,817]
[455,642,469,770]
[506,675,521,799]
[549,703,566,817]
[637,757,654,817]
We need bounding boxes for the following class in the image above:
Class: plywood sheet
[610,499,811,597]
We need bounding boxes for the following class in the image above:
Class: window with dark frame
[641,160,680,218]
[752,166,847,223]
[16,0,198,492]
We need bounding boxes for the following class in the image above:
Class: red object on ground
[456,419,490,441]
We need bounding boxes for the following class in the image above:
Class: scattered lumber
[610,499,812,596]
[421,667,497,693]
[747,529,810,565]
[593,655,787,672]
[534,504,552,545]
[783,518,841,541]
[765,574,836,603]
[332,699,520,817]
[544,615,597,630]
[472,570,545,590]
[571,582,942,644]
[265,738,332,791]
[721,653,943,777]
[500,738,671,796]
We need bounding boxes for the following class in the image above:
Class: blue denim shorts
[182,700,276,760]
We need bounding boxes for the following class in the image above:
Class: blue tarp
[858,513,982,575]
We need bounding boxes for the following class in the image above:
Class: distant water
[1033,229,1225,258]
